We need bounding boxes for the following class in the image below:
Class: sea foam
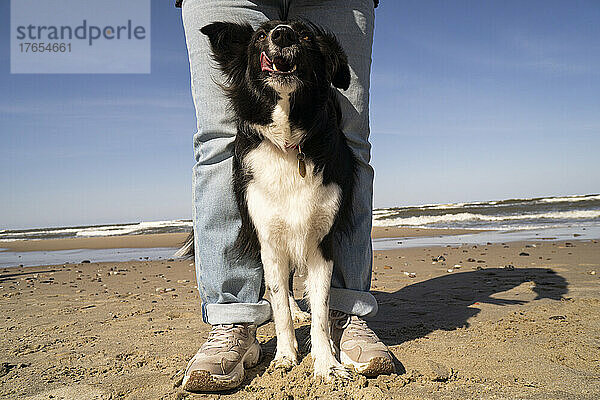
[373,210,600,227]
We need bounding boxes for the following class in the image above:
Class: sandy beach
[1,229,599,399]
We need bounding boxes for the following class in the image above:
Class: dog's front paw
[271,354,298,371]
[313,359,352,381]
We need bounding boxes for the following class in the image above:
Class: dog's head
[200,20,351,95]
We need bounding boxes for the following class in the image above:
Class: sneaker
[182,324,261,392]
[330,310,395,377]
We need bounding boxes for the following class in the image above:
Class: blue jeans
[181,0,377,325]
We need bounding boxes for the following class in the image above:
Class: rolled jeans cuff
[329,287,378,318]
[203,299,272,325]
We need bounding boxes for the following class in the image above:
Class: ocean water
[1,194,599,268]
[2,194,597,242]
[372,225,600,251]
[0,220,193,242]
[372,194,600,231]
[0,247,179,269]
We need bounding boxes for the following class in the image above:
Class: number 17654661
[19,42,71,53]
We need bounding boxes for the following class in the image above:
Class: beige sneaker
[182,324,261,392]
[330,310,395,377]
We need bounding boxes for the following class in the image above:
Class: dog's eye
[257,32,266,40]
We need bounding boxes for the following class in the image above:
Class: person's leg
[290,0,378,317]
[181,0,285,392]
[182,0,280,325]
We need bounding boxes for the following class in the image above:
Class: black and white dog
[181,20,357,379]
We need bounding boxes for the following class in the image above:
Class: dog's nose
[271,25,297,47]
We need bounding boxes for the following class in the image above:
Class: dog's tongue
[260,52,274,72]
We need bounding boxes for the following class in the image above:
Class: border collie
[180,20,356,379]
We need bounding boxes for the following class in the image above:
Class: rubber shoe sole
[182,340,261,392]
[341,352,395,377]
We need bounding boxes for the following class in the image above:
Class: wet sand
[0,233,599,399]
[0,233,190,252]
[0,227,477,252]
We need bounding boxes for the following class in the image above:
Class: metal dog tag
[297,149,306,178]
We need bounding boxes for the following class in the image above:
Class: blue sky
[1,0,599,229]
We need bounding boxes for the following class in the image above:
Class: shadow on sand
[367,267,568,346]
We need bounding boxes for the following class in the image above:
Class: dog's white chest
[244,142,341,261]
[250,92,303,151]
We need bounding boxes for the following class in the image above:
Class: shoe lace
[202,324,247,351]
[346,317,379,341]
[330,311,378,341]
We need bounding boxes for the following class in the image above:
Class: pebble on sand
[423,360,452,382]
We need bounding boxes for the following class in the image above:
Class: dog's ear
[317,32,351,90]
[200,22,254,79]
